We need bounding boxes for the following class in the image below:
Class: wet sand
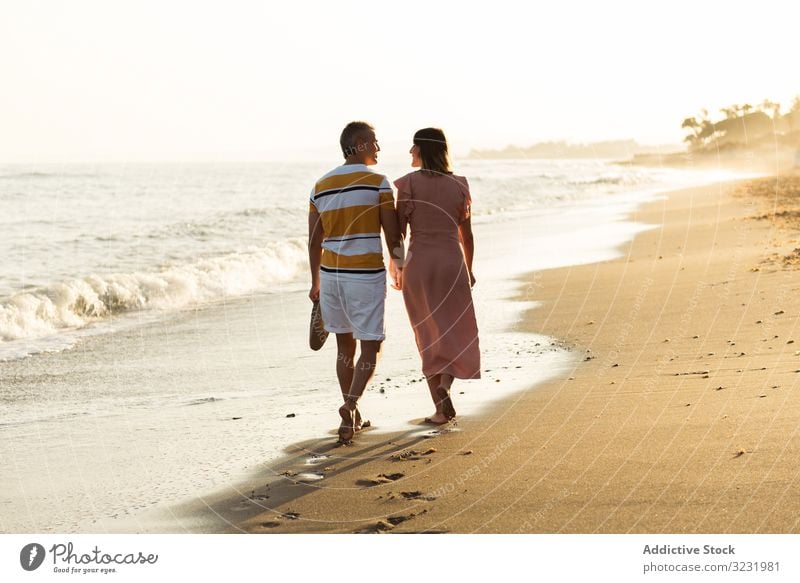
[199,173,800,533]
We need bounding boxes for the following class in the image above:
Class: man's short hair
[340,121,374,158]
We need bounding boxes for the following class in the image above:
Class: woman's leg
[437,374,456,420]
[424,374,450,424]
[426,374,442,413]
[440,374,454,392]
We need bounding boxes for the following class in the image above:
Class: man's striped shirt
[309,164,393,278]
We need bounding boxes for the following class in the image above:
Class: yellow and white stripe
[309,164,393,276]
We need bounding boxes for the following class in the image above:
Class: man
[308,121,404,443]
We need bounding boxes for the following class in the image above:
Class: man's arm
[379,203,405,290]
[308,209,323,301]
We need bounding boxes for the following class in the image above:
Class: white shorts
[319,271,386,341]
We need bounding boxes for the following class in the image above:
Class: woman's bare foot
[338,404,356,443]
[435,386,456,420]
[423,412,450,425]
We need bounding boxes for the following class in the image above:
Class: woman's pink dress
[394,171,481,379]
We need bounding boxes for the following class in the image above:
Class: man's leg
[335,332,366,430]
[338,340,382,442]
[347,340,382,401]
[335,333,356,401]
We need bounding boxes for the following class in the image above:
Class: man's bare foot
[338,404,356,443]
[423,412,450,425]
[354,407,371,431]
[435,386,456,420]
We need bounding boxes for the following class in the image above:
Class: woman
[394,128,481,425]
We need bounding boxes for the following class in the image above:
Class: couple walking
[308,121,481,443]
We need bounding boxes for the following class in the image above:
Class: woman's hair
[414,127,452,175]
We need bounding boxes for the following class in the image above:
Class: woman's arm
[458,216,476,287]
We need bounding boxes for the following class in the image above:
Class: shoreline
[195,173,800,534]
[4,163,705,533]
[2,170,789,534]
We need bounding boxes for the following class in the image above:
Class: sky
[0,0,797,163]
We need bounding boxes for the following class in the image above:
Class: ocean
[0,159,743,532]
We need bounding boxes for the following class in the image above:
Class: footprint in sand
[380,472,405,481]
[356,473,405,487]
[387,513,417,526]
[401,491,437,501]
[391,449,437,461]
[354,520,395,533]
[420,427,460,439]
[357,478,391,487]
[354,510,429,533]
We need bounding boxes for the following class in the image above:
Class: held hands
[309,282,320,302]
[389,260,403,290]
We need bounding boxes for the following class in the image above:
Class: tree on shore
[788,96,800,133]
[682,96,800,152]
[681,109,714,149]
[760,99,781,119]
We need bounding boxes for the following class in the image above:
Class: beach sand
[201,173,800,534]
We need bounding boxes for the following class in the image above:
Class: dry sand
[197,174,800,534]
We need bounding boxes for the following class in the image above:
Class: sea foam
[0,238,307,343]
